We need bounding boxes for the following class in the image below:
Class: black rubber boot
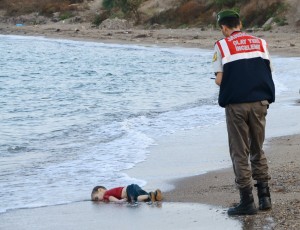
[227,187,258,216]
[255,182,272,210]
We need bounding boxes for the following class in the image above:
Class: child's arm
[108,196,127,203]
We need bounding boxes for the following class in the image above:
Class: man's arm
[212,43,223,85]
[215,72,223,86]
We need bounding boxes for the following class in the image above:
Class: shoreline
[1,22,300,57]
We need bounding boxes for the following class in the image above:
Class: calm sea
[0,35,298,213]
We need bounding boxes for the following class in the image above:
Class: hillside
[0,0,299,31]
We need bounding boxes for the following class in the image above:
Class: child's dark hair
[92,186,106,193]
[218,17,241,29]
[91,186,106,201]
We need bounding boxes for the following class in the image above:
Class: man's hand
[215,72,223,86]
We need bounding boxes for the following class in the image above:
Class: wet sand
[0,202,242,230]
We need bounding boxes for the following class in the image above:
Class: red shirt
[103,187,124,201]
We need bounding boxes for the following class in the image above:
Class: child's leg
[135,185,152,202]
[127,184,150,202]
[126,184,137,202]
[137,195,150,202]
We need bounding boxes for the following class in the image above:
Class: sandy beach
[0,22,299,229]
[163,134,300,229]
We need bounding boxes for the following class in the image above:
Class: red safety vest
[216,31,270,65]
[216,31,275,107]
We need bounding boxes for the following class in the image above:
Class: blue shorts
[126,184,148,202]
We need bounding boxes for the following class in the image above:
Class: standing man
[213,10,275,216]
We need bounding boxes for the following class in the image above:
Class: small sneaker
[154,189,163,201]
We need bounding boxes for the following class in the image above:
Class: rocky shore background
[0,0,299,32]
[0,0,299,56]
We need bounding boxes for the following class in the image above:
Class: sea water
[0,35,299,213]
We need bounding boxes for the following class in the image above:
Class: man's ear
[221,25,228,34]
[221,24,228,31]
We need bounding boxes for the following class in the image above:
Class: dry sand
[0,22,299,229]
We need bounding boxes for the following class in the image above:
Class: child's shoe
[154,189,163,201]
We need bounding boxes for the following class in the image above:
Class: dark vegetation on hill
[0,0,85,16]
[0,0,294,29]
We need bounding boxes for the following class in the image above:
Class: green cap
[217,10,239,22]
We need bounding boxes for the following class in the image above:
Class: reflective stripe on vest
[216,32,270,65]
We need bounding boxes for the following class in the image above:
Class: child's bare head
[91,186,107,201]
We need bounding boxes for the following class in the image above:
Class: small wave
[96,130,126,144]
[125,96,218,121]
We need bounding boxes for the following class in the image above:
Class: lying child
[91,184,162,203]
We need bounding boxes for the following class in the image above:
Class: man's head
[91,186,107,201]
[217,10,242,37]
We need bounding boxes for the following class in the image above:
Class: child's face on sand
[92,189,105,201]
